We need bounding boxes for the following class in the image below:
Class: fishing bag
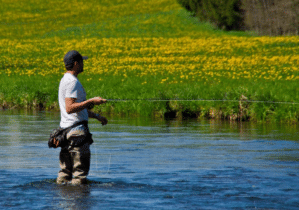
[48,121,92,148]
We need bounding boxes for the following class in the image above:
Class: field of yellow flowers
[1,0,299,121]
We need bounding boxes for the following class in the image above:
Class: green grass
[0,0,299,122]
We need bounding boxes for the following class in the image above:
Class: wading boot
[71,178,88,185]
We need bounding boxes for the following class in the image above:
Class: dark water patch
[264,154,299,162]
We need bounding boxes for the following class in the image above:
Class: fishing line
[91,98,298,177]
[91,143,111,177]
[106,98,299,105]
[105,154,111,176]
[95,144,98,173]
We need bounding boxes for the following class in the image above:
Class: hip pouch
[48,121,92,149]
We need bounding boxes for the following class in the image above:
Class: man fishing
[57,50,108,185]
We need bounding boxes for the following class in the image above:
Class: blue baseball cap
[64,50,88,67]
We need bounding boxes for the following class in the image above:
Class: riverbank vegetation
[0,0,299,122]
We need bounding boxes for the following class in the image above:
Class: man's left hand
[97,115,108,126]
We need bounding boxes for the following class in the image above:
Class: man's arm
[87,110,108,125]
[65,97,106,114]
[65,98,91,114]
[87,110,98,119]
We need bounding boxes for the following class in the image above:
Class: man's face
[78,60,84,73]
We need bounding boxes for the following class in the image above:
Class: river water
[0,110,298,209]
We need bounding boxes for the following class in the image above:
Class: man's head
[64,50,88,71]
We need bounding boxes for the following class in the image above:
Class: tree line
[177,0,299,36]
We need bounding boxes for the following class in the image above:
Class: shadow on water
[11,179,114,209]
[12,178,172,210]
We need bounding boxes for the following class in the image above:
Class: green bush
[176,0,202,15]
[177,0,193,12]
[200,0,243,30]
[177,0,244,30]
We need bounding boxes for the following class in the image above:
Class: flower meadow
[1,37,299,81]
[1,0,299,121]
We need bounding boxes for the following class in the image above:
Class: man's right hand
[91,97,107,105]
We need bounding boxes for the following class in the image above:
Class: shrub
[177,0,244,30]
[199,0,244,30]
[177,0,202,15]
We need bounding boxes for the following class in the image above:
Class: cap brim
[82,56,88,60]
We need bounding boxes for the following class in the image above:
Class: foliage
[176,0,202,15]
[176,0,194,12]
[177,0,244,30]
[199,0,244,30]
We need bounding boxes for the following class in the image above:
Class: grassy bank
[1,0,299,122]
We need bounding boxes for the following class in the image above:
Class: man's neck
[66,70,78,77]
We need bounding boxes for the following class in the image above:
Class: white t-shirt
[59,73,88,128]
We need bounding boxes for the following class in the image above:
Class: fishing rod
[106,98,299,105]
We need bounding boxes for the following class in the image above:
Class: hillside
[1,0,299,122]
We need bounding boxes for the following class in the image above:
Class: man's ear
[73,61,79,70]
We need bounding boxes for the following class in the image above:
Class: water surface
[0,110,298,209]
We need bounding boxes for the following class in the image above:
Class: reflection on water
[0,110,298,209]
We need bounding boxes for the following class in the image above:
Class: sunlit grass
[1,0,299,121]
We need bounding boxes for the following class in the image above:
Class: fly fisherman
[57,50,108,185]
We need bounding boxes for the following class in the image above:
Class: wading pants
[57,125,91,185]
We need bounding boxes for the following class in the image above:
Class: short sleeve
[65,80,78,99]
